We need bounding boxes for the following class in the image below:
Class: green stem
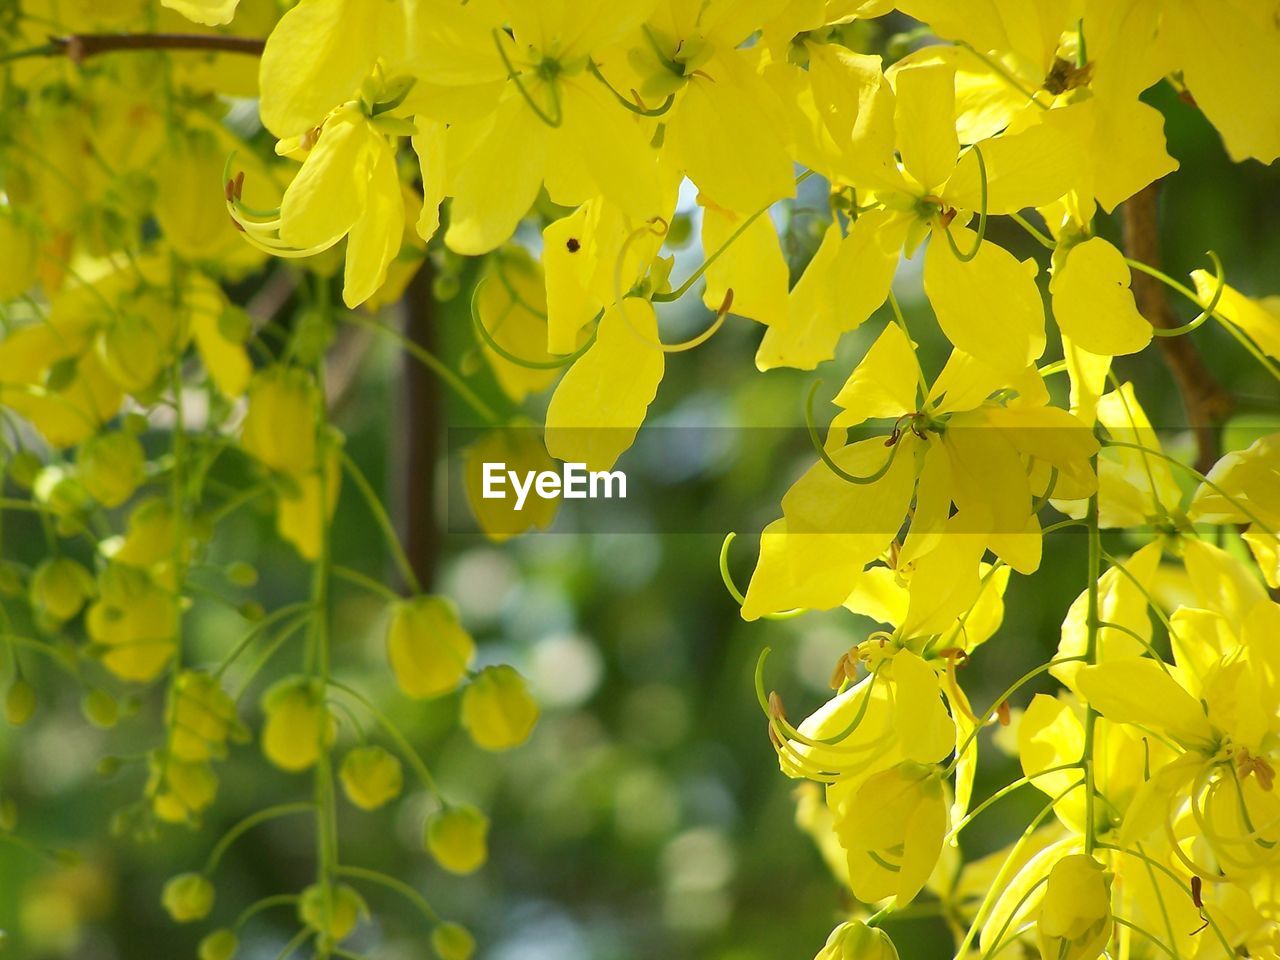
[336,865,440,924]
[337,449,423,595]
[203,802,314,875]
[327,680,443,798]
[946,763,1082,841]
[343,313,500,424]
[332,565,401,604]
[1083,485,1101,856]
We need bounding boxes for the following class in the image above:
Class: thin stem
[945,657,1086,775]
[336,865,440,924]
[338,448,423,595]
[946,763,1082,840]
[805,381,901,485]
[233,894,300,933]
[941,144,988,263]
[203,802,315,875]
[1083,485,1101,855]
[332,565,401,603]
[343,313,499,424]
[327,680,443,798]
[717,533,805,621]
[0,32,264,66]
[1008,212,1055,249]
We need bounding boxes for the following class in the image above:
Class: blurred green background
[2,17,1280,960]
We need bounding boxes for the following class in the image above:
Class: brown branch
[1122,182,1233,475]
[0,33,265,66]
[394,264,442,591]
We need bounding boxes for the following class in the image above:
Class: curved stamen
[1151,250,1224,339]
[470,279,597,369]
[717,533,806,621]
[586,60,675,117]
[492,30,562,128]
[940,143,988,263]
[805,381,901,485]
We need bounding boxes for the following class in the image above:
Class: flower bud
[815,922,899,960]
[432,922,476,960]
[461,665,538,751]
[386,596,475,699]
[30,556,94,623]
[261,677,335,772]
[339,745,404,811]
[81,688,120,729]
[168,671,246,763]
[161,873,215,923]
[1038,855,1113,960]
[4,679,36,726]
[241,367,318,476]
[78,431,145,508]
[298,882,365,943]
[198,929,238,960]
[425,805,489,875]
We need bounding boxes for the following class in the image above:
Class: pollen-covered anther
[1238,749,1276,791]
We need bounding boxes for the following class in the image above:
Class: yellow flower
[425,805,490,875]
[339,746,404,812]
[86,564,177,682]
[298,883,365,944]
[241,367,319,476]
[167,671,247,763]
[544,298,665,472]
[198,929,238,960]
[1037,855,1113,960]
[5,678,37,727]
[260,677,335,773]
[149,755,219,825]
[835,761,949,906]
[461,665,539,752]
[814,921,899,960]
[161,873,215,923]
[30,557,94,624]
[77,431,145,508]
[386,596,475,699]
[432,922,476,960]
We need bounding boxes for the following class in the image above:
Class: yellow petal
[892,60,959,192]
[545,298,664,471]
[1050,237,1152,357]
[944,120,1081,215]
[1164,0,1280,164]
[742,519,869,620]
[701,199,789,326]
[445,96,549,255]
[161,0,238,27]
[924,232,1045,375]
[756,208,905,371]
[258,0,390,137]
[1193,271,1280,360]
[894,0,1072,75]
[1075,659,1214,748]
[279,107,378,250]
[411,118,447,244]
[665,54,795,213]
[830,320,920,430]
[342,141,406,308]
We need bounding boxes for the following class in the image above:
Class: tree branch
[0,33,265,66]
[1122,182,1233,474]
